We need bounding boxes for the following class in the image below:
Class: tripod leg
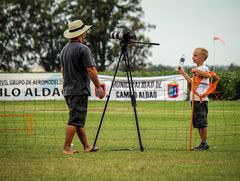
[93,53,123,148]
[123,52,144,152]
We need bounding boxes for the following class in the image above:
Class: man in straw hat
[60,19,105,154]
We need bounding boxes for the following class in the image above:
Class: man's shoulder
[72,42,91,53]
[64,42,88,48]
[80,43,90,52]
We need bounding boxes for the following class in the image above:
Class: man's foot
[63,149,79,155]
[84,145,99,153]
[192,142,209,151]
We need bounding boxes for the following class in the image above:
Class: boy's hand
[178,66,192,84]
[191,68,198,74]
[177,66,184,74]
[191,68,204,77]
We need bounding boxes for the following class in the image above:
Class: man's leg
[63,125,79,154]
[76,127,93,152]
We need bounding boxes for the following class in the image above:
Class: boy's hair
[195,47,208,60]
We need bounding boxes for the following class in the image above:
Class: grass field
[0,100,239,180]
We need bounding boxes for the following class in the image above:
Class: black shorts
[191,101,208,128]
[64,95,88,128]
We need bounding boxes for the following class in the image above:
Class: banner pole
[213,38,215,71]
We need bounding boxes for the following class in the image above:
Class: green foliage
[0,0,155,72]
[77,0,156,71]
[214,71,240,100]
[0,0,68,72]
[99,70,178,77]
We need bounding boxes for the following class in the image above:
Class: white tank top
[190,65,210,101]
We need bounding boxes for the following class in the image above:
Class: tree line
[0,0,155,72]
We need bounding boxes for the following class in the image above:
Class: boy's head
[193,48,208,65]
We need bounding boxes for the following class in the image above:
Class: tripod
[93,40,159,151]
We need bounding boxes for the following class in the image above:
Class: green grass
[0,100,240,180]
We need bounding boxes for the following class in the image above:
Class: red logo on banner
[168,82,179,98]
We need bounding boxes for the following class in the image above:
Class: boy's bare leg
[76,127,93,152]
[199,127,208,142]
[63,125,79,154]
[192,127,209,150]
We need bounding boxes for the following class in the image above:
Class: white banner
[0,73,187,101]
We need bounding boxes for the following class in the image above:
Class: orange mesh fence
[0,114,32,133]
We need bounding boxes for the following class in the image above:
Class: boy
[178,47,211,150]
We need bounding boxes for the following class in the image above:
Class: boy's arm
[177,67,192,84]
[191,68,212,78]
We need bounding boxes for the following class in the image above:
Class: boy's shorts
[192,101,208,128]
[64,95,88,128]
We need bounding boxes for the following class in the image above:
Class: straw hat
[64,20,92,39]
